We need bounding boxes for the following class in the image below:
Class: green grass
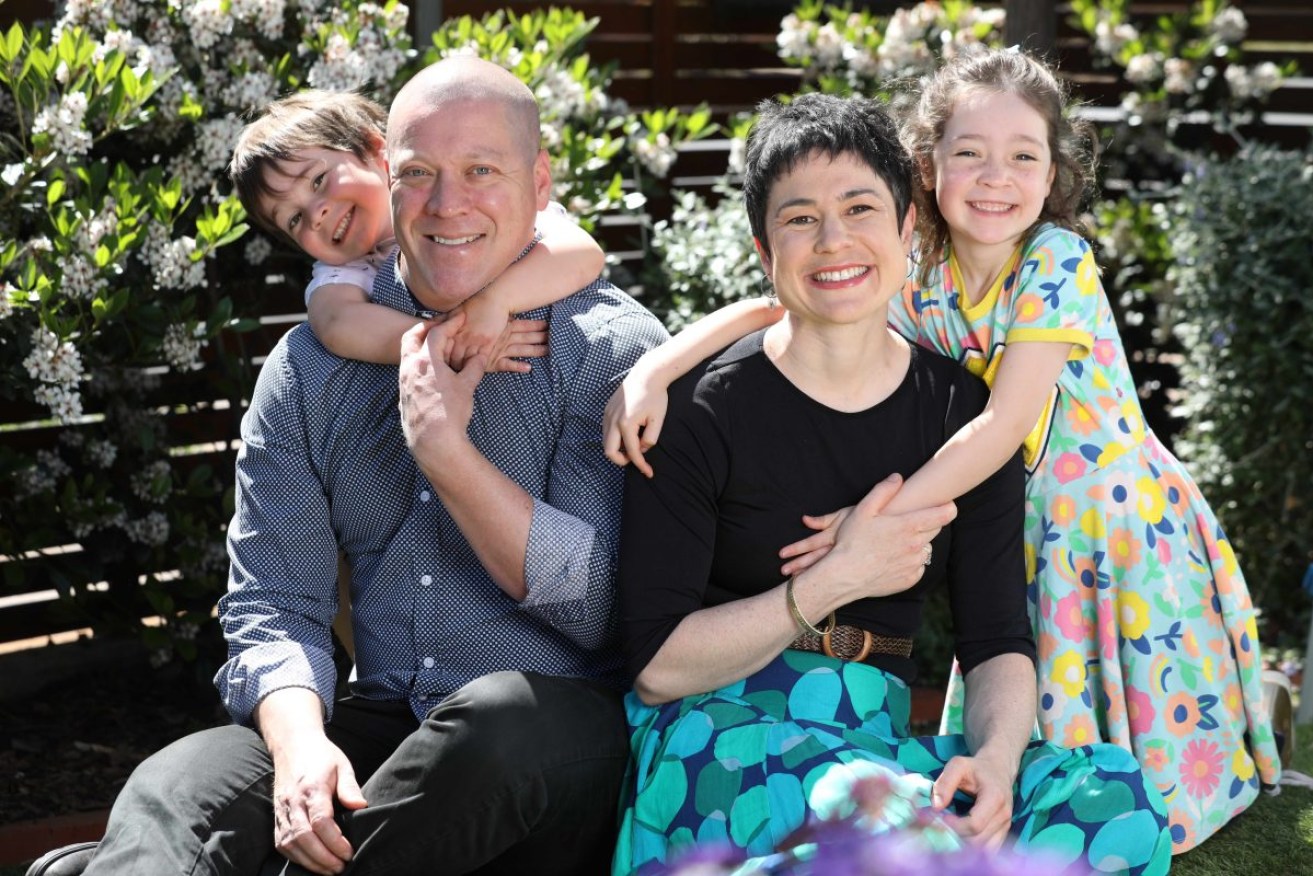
[1171,725,1313,875]
[5,728,1312,875]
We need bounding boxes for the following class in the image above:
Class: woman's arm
[632,475,953,704]
[931,652,1036,848]
[447,208,605,367]
[604,297,784,476]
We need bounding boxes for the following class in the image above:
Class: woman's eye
[288,213,301,231]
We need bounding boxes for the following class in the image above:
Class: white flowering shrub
[1,4,726,664]
[776,0,1005,98]
[1070,0,1292,143]
[423,8,715,231]
[0,1,413,666]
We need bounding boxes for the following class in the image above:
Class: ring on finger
[922,543,933,566]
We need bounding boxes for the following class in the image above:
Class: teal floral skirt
[613,650,1170,875]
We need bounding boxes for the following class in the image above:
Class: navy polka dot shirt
[215,248,669,724]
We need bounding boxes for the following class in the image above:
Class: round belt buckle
[821,627,873,663]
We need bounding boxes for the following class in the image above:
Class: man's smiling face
[387,95,550,313]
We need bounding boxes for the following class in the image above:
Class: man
[34,57,668,876]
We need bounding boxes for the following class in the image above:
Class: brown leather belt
[789,624,913,665]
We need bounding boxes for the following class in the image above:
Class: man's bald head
[389,57,541,164]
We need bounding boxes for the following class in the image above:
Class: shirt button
[423,657,435,669]
[420,574,432,586]
[420,490,431,502]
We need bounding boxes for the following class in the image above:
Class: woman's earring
[760,275,778,309]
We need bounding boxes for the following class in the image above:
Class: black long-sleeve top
[618,331,1035,685]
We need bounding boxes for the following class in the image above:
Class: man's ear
[534,149,552,211]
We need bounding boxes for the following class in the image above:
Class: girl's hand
[779,506,852,576]
[447,293,513,370]
[602,369,669,478]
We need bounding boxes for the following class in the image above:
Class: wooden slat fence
[2,0,1310,644]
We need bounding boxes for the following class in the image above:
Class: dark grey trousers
[82,672,630,876]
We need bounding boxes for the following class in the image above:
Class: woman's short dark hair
[743,92,915,256]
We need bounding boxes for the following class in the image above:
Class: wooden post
[1005,0,1058,60]
[412,1,444,49]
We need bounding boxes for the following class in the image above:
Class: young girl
[229,90,605,367]
[604,49,1279,853]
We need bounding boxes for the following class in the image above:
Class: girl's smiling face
[929,89,1056,266]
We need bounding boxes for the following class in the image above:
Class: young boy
[229,90,605,368]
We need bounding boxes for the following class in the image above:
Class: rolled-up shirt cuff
[216,639,338,726]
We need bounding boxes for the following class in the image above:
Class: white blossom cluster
[245,235,273,265]
[15,450,71,499]
[305,7,408,93]
[1225,62,1283,100]
[125,510,170,546]
[144,225,207,291]
[86,438,119,469]
[162,321,208,371]
[32,92,93,157]
[632,132,677,179]
[1210,7,1249,44]
[1087,5,1280,111]
[778,4,1003,87]
[131,459,173,502]
[651,184,764,331]
[0,281,13,320]
[231,0,288,40]
[23,328,85,422]
[69,501,128,539]
[536,67,598,148]
[178,0,233,50]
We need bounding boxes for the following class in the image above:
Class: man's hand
[256,688,367,875]
[270,733,367,874]
[931,752,1016,850]
[399,315,486,461]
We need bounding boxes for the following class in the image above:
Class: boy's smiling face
[258,144,392,266]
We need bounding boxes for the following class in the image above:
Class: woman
[612,93,1171,876]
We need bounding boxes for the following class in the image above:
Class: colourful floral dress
[888,223,1281,852]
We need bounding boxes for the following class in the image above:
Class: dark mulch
[0,649,228,826]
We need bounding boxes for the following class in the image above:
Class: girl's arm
[447,208,605,368]
[308,283,547,369]
[604,297,784,477]
[779,340,1072,574]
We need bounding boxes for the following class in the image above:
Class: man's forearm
[255,686,330,753]
[417,436,534,600]
[961,652,1036,778]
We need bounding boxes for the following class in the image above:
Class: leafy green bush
[1167,146,1313,641]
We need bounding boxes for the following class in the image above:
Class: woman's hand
[779,506,852,576]
[602,367,669,478]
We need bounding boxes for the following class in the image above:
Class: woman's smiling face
[759,150,914,330]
